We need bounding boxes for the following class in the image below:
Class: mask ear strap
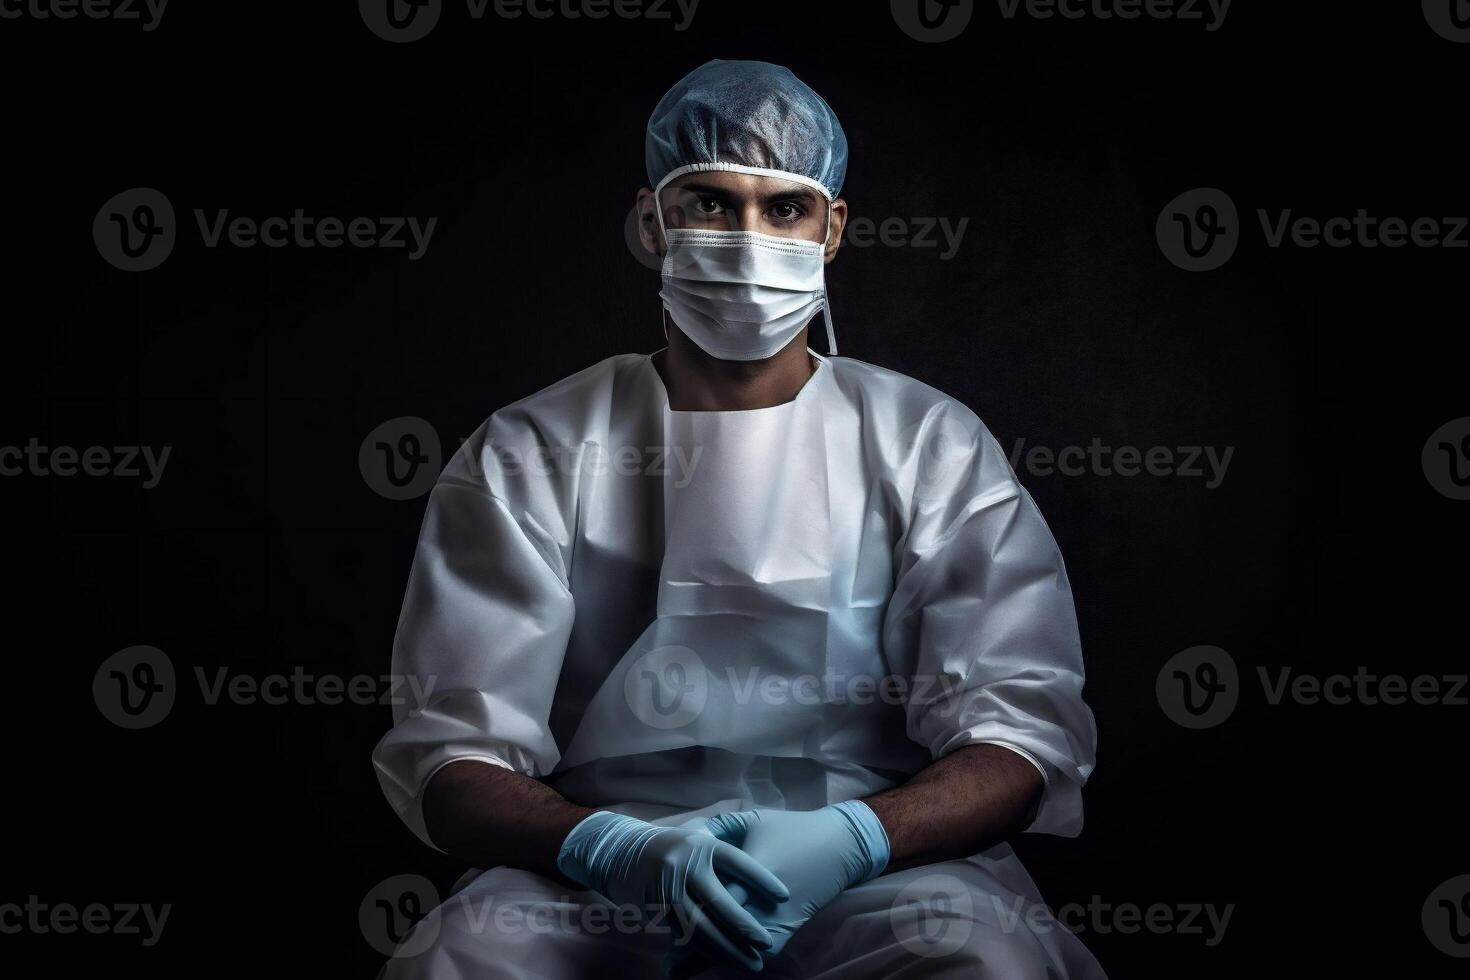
[821,200,837,357]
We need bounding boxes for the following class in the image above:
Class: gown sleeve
[882,406,1097,837]
[371,416,577,849]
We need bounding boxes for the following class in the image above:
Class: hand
[705,802,890,958]
[556,811,790,971]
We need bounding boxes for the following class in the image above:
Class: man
[375,60,1104,979]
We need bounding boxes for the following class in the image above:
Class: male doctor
[374,60,1104,979]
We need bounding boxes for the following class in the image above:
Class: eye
[769,201,807,223]
[695,197,726,215]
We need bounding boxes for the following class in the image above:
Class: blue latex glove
[556,811,791,971]
[704,802,890,958]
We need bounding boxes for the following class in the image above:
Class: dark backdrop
[2,1,1466,976]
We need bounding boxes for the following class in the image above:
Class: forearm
[422,759,595,880]
[862,743,1043,870]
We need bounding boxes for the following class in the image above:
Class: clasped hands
[556,801,890,973]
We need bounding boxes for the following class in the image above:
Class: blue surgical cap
[645,60,848,201]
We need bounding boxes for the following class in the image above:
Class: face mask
[656,192,837,361]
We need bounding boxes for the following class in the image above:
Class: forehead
[663,170,821,202]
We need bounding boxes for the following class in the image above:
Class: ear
[824,197,848,264]
[636,187,664,257]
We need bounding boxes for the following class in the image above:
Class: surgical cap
[645,60,849,201]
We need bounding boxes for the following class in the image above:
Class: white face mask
[656,189,837,361]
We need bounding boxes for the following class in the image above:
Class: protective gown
[373,351,1104,979]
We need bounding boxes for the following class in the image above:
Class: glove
[556,811,791,971]
[703,802,890,958]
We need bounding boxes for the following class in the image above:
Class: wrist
[555,810,631,890]
[829,800,890,884]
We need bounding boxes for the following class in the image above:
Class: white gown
[373,351,1103,978]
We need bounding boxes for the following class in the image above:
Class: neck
[657,313,817,411]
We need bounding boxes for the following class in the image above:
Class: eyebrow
[672,181,820,206]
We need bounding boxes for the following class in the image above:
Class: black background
[2,1,1467,976]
